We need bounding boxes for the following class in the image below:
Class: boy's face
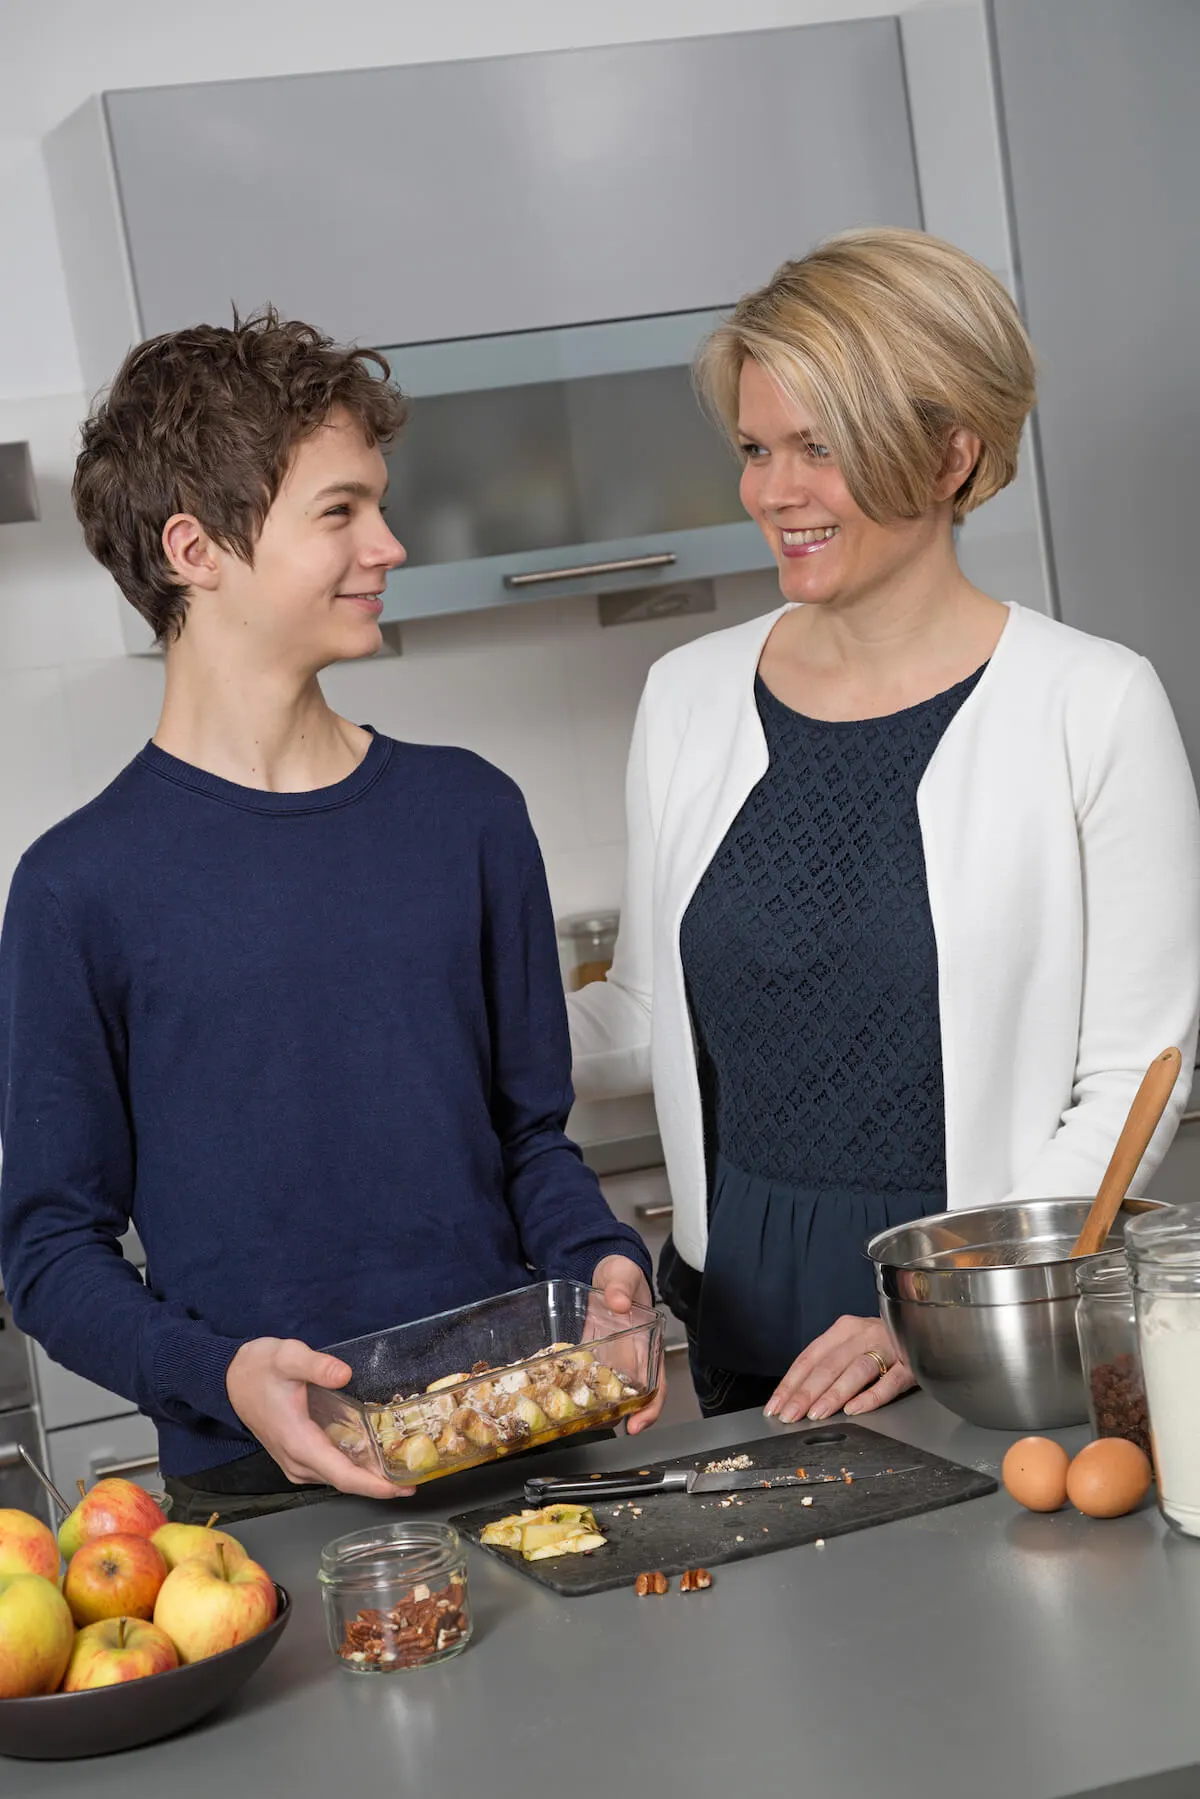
[204,408,406,671]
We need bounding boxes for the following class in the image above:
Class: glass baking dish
[308,1280,663,1486]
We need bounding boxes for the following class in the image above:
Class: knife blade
[523,1464,919,1504]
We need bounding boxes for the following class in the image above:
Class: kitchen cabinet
[986,0,1200,774]
[46,22,919,392]
[29,1343,141,1436]
[45,1411,160,1502]
[45,21,920,646]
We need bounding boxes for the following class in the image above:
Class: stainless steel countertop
[8,1395,1200,1797]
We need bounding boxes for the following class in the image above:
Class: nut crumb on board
[704,1453,754,1474]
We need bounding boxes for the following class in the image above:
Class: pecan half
[679,1567,712,1592]
[634,1570,669,1596]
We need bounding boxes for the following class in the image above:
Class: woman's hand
[226,1337,413,1499]
[763,1315,915,1423]
[590,1254,667,1434]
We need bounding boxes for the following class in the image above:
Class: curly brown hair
[73,309,409,643]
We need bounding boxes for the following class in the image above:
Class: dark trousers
[164,1450,336,1526]
[687,1338,777,1419]
[659,1234,779,1419]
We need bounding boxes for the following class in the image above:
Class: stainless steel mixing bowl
[867,1197,1164,1430]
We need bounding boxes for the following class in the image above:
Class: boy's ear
[162,513,221,592]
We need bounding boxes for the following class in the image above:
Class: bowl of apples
[0,1478,290,1760]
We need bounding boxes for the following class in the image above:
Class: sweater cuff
[150,1322,248,1433]
[555,1234,655,1299]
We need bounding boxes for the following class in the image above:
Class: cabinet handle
[663,1339,689,1358]
[1179,1111,1200,1126]
[635,1203,674,1221]
[0,1443,24,1471]
[90,1453,160,1482]
[504,552,676,589]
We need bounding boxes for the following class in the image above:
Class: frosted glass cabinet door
[101,21,921,349]
[378,307,768,619]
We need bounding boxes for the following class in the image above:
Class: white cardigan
[568,603,1200,1271]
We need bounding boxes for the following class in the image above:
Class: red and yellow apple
[151,1518,247,1573]
[0,1573,74,1698]
[0,1508,61,1583]
[57,1478,167,1560]
[63,1532,168,1627]
[61,1615,179,1691]
[153,1542,276,1664]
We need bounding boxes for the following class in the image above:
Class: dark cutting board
[451,1420,997,1596]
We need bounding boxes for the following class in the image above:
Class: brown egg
[1002,1436,1070,1512]
[1066,1438,1152,1518]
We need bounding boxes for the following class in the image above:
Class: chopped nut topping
[336,1577,468,1670]
[704,1453,754,1474]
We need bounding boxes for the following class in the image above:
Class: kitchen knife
[524,1464,919,1503]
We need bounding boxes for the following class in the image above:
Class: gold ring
[863,1347,890,1382]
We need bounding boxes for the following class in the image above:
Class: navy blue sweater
[0,733,649,1477]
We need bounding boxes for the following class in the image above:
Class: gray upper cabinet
[987,0,1200,771]
[47,22,920,386]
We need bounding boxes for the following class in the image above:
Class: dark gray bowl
[0,1584,290,1761]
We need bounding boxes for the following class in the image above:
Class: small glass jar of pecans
[318,1521,471,1674]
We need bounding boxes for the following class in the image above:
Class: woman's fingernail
[763,1399,779,1418]
[807,1403,829,1421]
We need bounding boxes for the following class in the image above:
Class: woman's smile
[779,525,840,557]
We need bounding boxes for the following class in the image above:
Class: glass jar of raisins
[1075,1254,1150,1458]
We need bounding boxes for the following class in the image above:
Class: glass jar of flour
[1127,1206,1200,1538]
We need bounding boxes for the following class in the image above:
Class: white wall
[0,0,1023,935]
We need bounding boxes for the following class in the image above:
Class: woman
[568,228,1200,1426]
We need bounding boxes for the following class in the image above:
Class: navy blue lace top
[681,666,986,1197]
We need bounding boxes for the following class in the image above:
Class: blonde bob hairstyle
[695,227,1036,525]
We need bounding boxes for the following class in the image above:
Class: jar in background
[558,911,619,990]
[1127,1206,1200,1538]
[1075,1253,1150,1457]
[318,1521,471,1672]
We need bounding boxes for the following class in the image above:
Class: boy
[0,312,658,1521]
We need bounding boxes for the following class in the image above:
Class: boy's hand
[590,1254,666,1435]
[226,1337,412,1499]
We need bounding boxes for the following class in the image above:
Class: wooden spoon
[1069,1046,1183,1258]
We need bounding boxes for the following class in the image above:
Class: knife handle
[524,1469,685,1503]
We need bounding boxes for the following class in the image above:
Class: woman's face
[736,359,946,611]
